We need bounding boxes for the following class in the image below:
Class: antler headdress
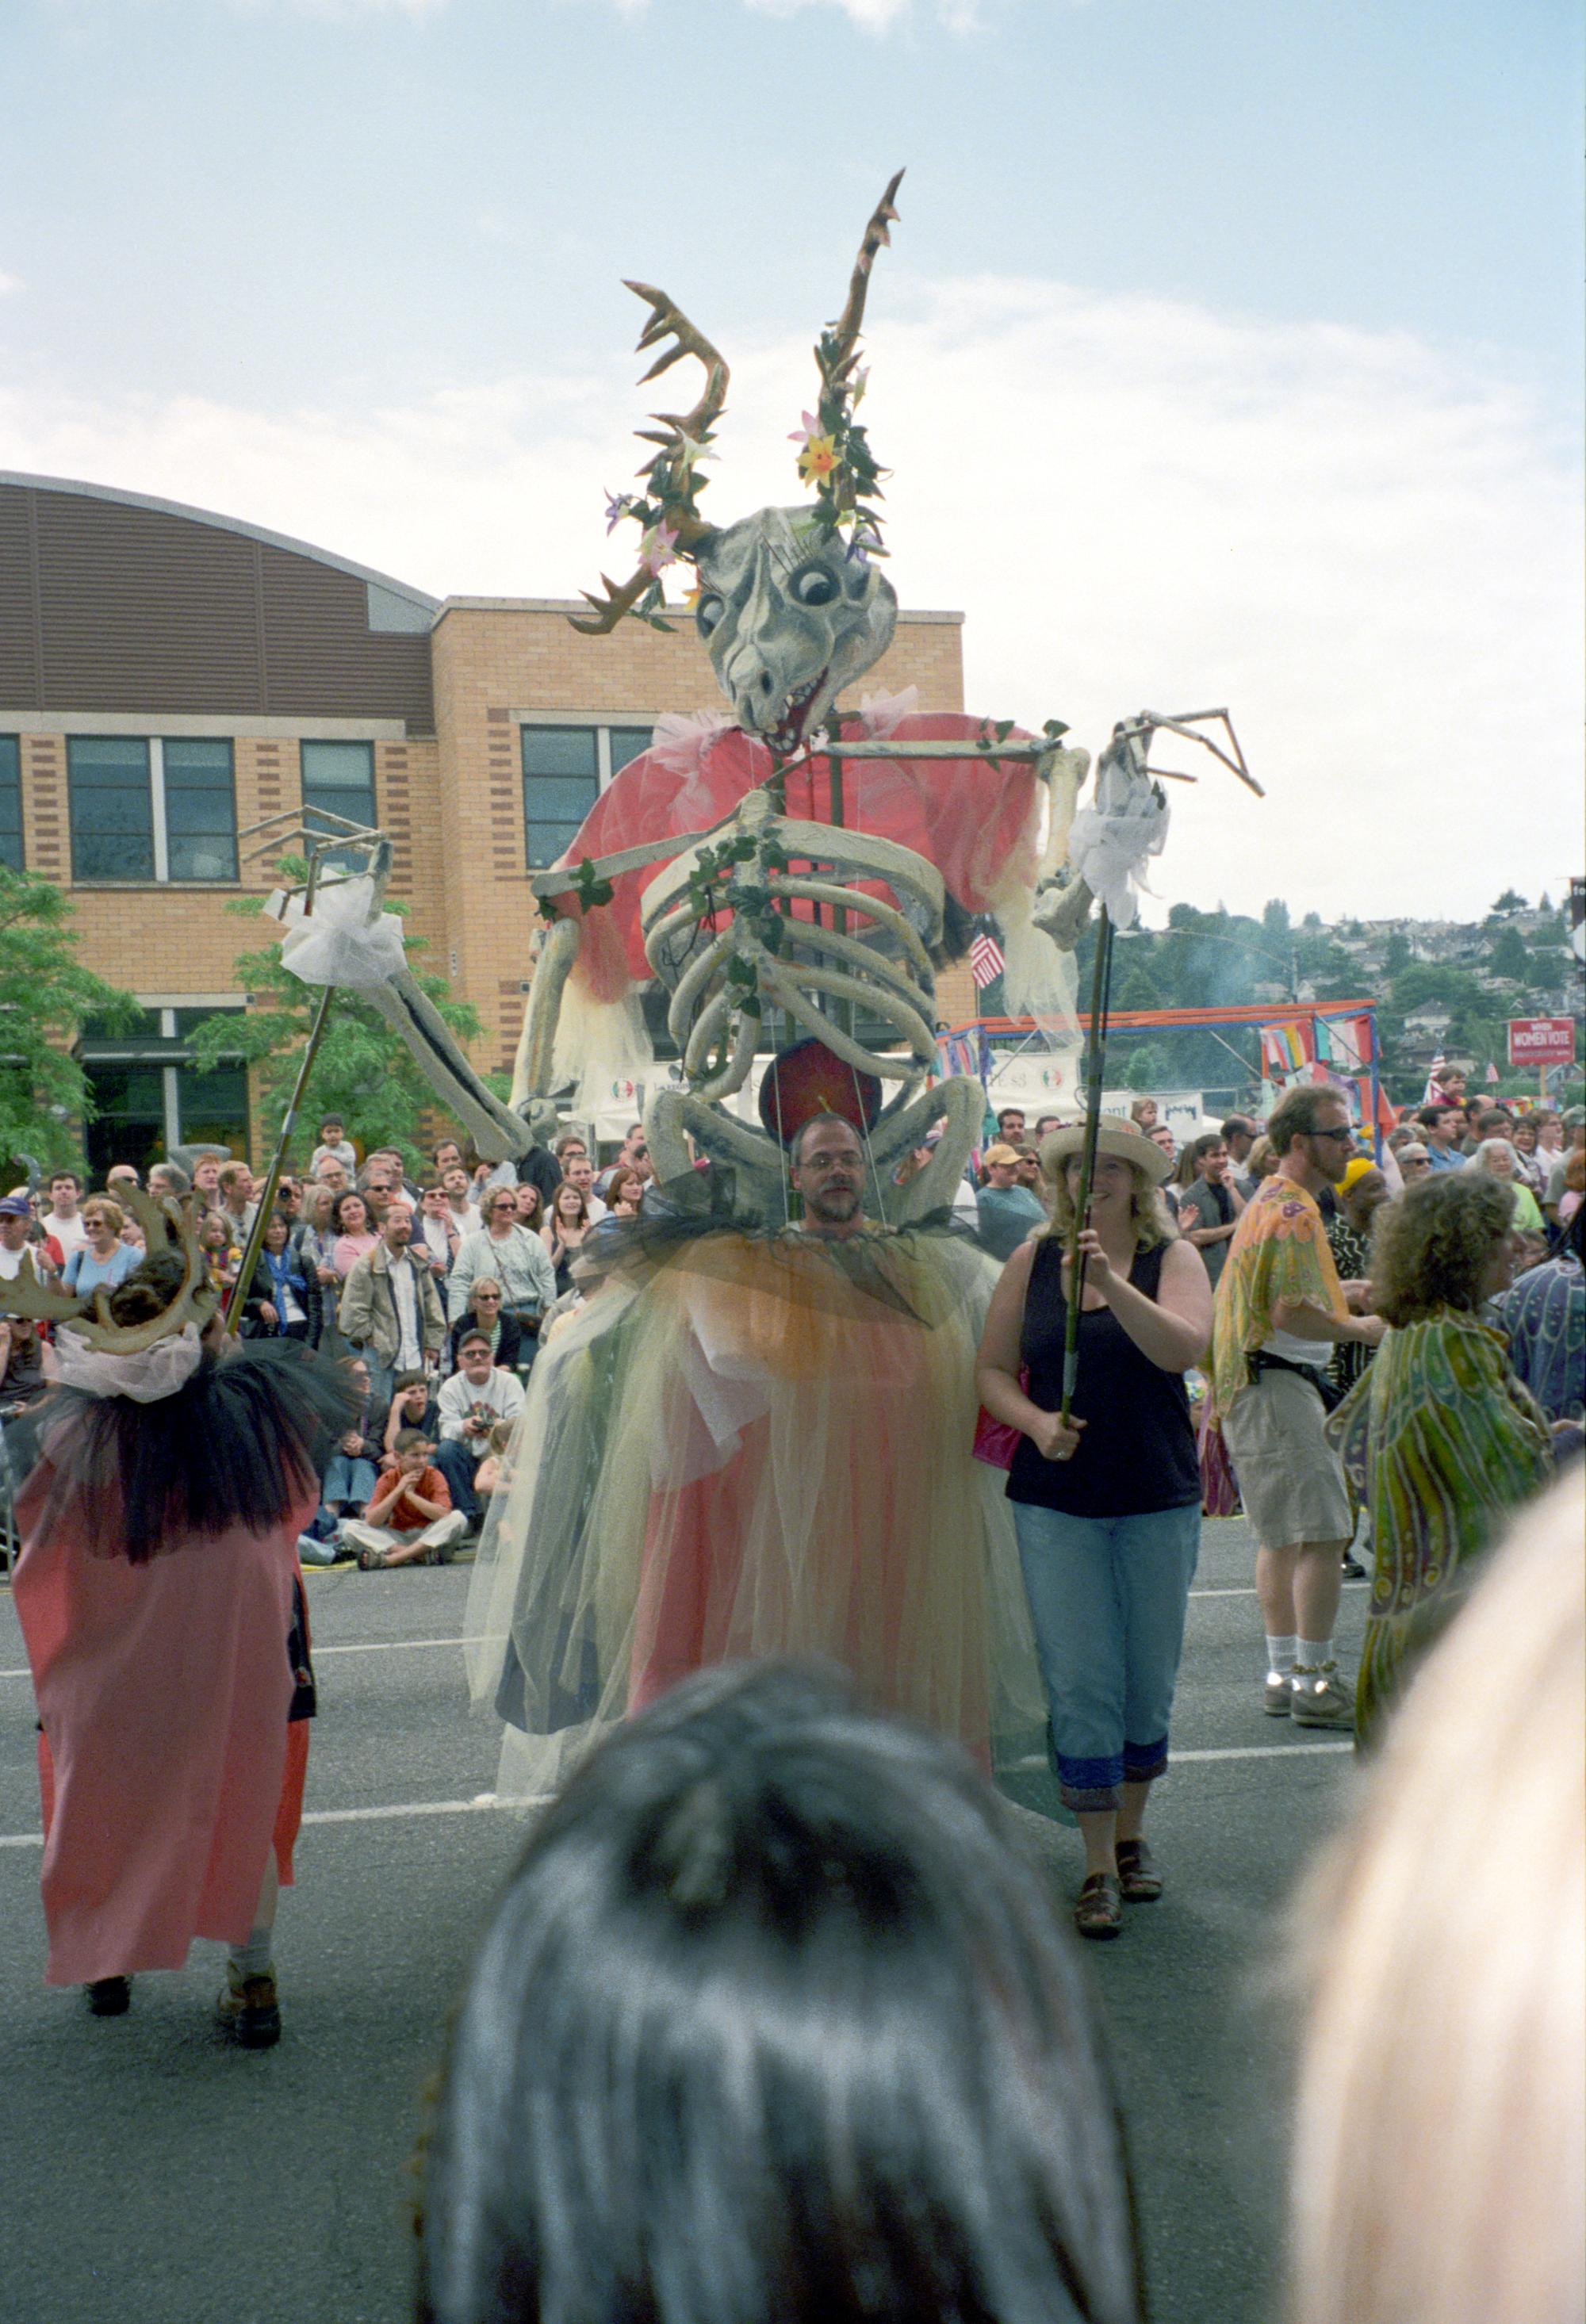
[2,1188,216,1357]
[573,170,905,637]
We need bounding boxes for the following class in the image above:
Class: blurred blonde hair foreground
[1290,1467,1584,2324]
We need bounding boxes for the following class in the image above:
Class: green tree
[187,879,485,1170]
[1261,898,1292,944]
[1383,929,1412,974]
[1115,962,1163,1013]
[0,867,140,1174]
[1486,925,1529,982]
[1117,1042,1163,1092]
[1490,889,1527,916]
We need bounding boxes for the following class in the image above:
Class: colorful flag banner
[1317,1013,1373,1075]
[1259,1021,1314,1080]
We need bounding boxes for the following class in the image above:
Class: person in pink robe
[10,1256,352,2046]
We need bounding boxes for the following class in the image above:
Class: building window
[163,739,238,882]
[69,737,156,882]
[521,723,653,868]
[523,726,600,868]
[0,737,22,871]
[301,739,377,871]
[79,1005,250,1177]
[608,726,653,778]
[66,736,238,884]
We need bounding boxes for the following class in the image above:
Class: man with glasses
[1210,1086,1385,1730]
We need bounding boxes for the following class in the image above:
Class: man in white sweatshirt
[434,1331,526,1526]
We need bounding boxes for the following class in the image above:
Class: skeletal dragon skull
[693,509,897,755]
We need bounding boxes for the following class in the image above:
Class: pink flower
[640,522,680,577]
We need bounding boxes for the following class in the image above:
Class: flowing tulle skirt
[465,1227,1047,1797]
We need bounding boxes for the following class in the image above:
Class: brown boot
[216,1963,282,2049]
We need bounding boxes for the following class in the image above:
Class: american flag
[969,932,1005,990]
[1422,1048,1446,1103]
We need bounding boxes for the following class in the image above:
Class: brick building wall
[0,476,975,1162]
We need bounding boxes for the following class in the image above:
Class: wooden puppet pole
[1059,905,1116,1425]
[224,985,338,1333]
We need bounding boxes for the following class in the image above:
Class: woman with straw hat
[977,1116,1212,1939]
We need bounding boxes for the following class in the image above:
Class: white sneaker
[1262,1670,1293,1716]
[1290,1662,1354,1730]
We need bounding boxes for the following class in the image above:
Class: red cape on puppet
[543,713,1040,1006]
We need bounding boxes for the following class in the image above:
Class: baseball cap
[983,1143,1021,1166]
[0,1194,33,1218]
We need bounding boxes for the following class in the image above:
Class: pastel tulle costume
[466,1221,1048,1799]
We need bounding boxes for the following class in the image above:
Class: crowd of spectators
[0,1113,657,1569]
[3,1085,1579,1574]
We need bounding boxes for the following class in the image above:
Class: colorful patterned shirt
[1210,1175,1347,1415]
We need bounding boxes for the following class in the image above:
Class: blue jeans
[321,1453,377,1513]
[1012,1501,1201,1812]
[431,1438,480,1523]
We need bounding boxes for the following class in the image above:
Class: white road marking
[313,1636,486,1656]
[0,1587,1375,1679]
[0,1635,488,1679]
[1189,1581,1369,1599]
[0,1741,1352,1850]
[1007,1740,1353,1772]
[0,1795,544,1849]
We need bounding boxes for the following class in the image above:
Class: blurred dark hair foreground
[418,1660,1146,2324]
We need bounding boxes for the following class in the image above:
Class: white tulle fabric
[53,1322,205,1403]
[1067,748,1170,931]
[465,1231,1048,1801]
[646,709,735,774]
[855,684,919,735]
[265,875,408,991]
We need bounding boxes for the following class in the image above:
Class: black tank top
[1007,1235,1200,1518]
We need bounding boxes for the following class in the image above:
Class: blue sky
[2,0,1581,918]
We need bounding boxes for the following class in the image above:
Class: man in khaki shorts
[1210,1086,1385,1727]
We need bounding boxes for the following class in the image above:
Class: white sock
[228,1926,274,1980]
[1297,1637,1332,1670]
[1265,1635,1297,1675]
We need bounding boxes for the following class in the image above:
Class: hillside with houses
[1015,886,1585,1106]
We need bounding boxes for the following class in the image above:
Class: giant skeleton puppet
[509,170,1099,1208]
[444,176,1261,1803]
[283,174,1234,1200]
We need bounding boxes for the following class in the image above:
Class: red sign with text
[1507,1017,1576,1068]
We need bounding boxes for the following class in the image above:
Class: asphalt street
[0,1518,1369,2324]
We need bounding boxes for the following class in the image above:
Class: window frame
[79,1002,251,1170]
[68,734,158,884]
[300,737,378,872]
[0,735,23,872]
[518,718,655,871]
[67,734,240,886]
[161,737,239,884]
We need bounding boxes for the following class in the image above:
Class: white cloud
[2,274,1577,923]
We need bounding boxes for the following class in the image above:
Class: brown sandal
[1073,1872,1123,1939]
[1115,1840,1163,1902]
